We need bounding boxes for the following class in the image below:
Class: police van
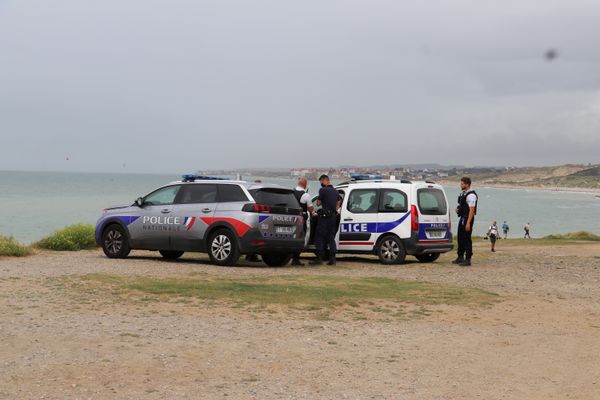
[95,175,305,266]
[308,175,453,264]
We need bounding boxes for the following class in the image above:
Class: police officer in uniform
[291,177,313,266]
[310,174,341,266]
[453,176,478,266]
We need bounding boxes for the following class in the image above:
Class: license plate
[275,226,296,234]
[426,230,446,239]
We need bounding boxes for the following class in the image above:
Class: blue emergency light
[350,173,384,181]
[181,174,227,182]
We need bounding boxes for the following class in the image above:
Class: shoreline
[436,180,600,195]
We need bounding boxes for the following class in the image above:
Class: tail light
[242,203,272,213]
[411,205,419,232]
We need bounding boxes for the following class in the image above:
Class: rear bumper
[402,232,454,255]
[239,228,305,254]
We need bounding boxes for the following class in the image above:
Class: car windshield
[249,188,300,208]
[417,188,448,215]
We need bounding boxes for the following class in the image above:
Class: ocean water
[1,170,600,243]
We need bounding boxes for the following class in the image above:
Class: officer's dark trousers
[315,216,337,261]
[457,216,474,259]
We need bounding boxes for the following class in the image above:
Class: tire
[159,250,184,260]
[377,235,406,265]
[262,253,293,267]
[415,253,440,263]
[208,229,240,266]
[101,224,131,259]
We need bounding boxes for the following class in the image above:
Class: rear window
[218,184,249,202]
[417,188,448,215]
[249,188,300,208]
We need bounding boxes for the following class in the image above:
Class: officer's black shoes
[458,259,472,267]
[327,259,336,266]
[309,259,323,266]
[291,259,304,266]
[452,256,464,264]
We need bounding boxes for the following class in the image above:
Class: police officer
[291,177,314,266]
[310,174,341,266]
[453,176,478,266]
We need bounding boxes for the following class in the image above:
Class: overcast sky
[1,0,599,173]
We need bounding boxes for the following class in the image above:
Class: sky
[1,0,600,174]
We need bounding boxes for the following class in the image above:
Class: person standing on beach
[453,177,478,267]
[524,222,531,239]
[502,221,509,239]
[310,174,341,266]
[487,221,499,252]
[291,177,314,266]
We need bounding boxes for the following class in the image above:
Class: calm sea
[1,170,599,243]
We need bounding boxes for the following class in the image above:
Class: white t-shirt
[489,225,499,236]
[295,186,312,208]
[466,192,477,207]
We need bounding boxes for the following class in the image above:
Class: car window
[249,188,299,207]
[379,189,407,212]
[417,188,448,215]
[144,185,181,206]
[347,189,378,214]
[218,184,249,202]
[176,184,217,204]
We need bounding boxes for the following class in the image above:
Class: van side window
[218,184,249,202]
[176,184,217,204]
[379,190,407,212]
[347,189,378,213]
[143,185,181,206]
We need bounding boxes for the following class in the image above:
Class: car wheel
[415,253,440,263]
[159,250,184,260]
[377,235,406,265]
[208,229,240,266]
[101,224,131,259]
[262,253,293,267]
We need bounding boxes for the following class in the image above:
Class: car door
[129,185,181,250]
[377,188,411,239]
[169,183,218,251]
[338,188,379,251]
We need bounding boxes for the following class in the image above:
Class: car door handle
[161,209,171,214]
[344,218,353,221]
[201,208,212,213]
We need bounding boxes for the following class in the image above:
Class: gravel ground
[1,241,600,399]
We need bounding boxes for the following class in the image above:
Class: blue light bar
[350,173,384,181]
[181,174,228,182]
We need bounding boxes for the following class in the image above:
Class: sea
[2,170,600,243]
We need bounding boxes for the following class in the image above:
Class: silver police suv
[95,176,305,266]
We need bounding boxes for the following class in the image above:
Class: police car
[95,175,305,266]
[308,175,453,264]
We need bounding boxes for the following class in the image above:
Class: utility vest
[294,189,308,215]
[457,189,478,217]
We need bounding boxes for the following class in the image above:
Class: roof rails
[425,180,436,184]
[338,178,413,185]
[181,174,228,182]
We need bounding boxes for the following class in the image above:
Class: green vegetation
[35,224,97,251]
[0,235,33,257]
[542,231,600,241]
[79,273,498,308]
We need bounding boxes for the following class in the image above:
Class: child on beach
[502,221,509,239]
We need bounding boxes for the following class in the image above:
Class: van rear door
[415,185,451,242]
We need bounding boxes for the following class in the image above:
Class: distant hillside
[445,164,600,190]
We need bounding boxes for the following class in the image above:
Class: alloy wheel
[211,234,232,261]
[380,239,400,261]
[105,229,122,254]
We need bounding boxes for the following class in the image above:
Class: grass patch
[0,235,33,257]
[35,224,97,251]
[542,231,600,241]
[78,273,498,309]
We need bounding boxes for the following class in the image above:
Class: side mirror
[135,197,144,207]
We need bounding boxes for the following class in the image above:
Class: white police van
[308,175,453,264]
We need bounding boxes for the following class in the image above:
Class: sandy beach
[1,240,600,399]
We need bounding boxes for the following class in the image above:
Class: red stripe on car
[200,217,252,237]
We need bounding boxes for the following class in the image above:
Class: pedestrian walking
[291,177,314,266]
[487,221,499,252]
[452,177,478,267]
[502,221,509,239]
[524,222,531,239]
[310,174,341,266]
